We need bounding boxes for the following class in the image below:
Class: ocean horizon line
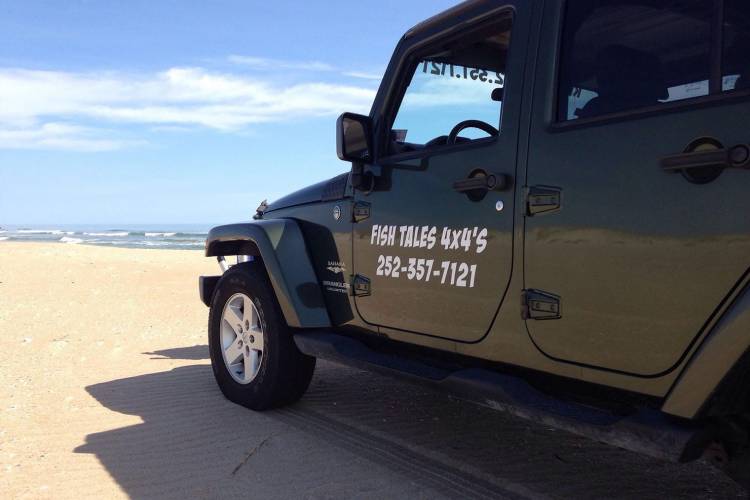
[0,223,218,250]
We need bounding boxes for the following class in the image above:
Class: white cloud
[0,66,376,151]
[228,55,384,82]
[0,123,138,152]
[342,71,383,81]
[227,55,335,72]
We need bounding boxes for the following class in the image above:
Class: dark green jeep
[200,0,750,482]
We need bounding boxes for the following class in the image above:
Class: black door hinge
[351,274,371,297]
[526,186,561,216]
[522,289,561,320]
[352,201,371,222]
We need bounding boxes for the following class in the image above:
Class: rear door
[524,0,750,375]
[351,4,531,342]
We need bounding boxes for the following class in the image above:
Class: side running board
[293,331,706,463]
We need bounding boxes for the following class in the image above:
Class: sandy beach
[0,241,744,499]
[0,242,216,498]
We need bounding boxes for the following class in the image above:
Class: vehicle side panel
[663,282,750,418]
[522,1,750,376]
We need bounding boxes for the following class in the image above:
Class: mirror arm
[351,161,365,190]
[351,162,377,192]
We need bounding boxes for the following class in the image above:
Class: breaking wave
[145,232,177,237]
[60,236,83,244]
[83,231,129,237]
[18,229,65,234]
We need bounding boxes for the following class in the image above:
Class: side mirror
[336,112,372,163]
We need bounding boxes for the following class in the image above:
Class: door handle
[453,172,511,193]
[661,144,750,172]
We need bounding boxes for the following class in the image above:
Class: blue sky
[0,0,457,225]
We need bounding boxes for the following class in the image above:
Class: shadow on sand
[75,348,743,499]
[142,345,209,360]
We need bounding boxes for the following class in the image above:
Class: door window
[388,15,513,155]
[723,0,750,92]
[558,0,716,121]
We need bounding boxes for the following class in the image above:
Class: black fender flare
[204,220,330,328]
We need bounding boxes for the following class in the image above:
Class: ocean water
[0,224,213,250]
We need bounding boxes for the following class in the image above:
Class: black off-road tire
[208,261,316,410]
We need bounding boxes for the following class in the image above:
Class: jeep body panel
[664,281,750,419]
[203,0,750,425]
[266,173,350,213]
[349,2,528,343]
[341,0,677,398]
[205,220,330,328]
[522,1,750,377]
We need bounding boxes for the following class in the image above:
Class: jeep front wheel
[208,261,316,410]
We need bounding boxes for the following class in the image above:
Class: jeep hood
[265,173,349,213]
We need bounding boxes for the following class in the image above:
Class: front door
[524,0,750,375]
[352,5,529,342]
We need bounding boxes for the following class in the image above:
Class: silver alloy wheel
[220,293,264,384]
